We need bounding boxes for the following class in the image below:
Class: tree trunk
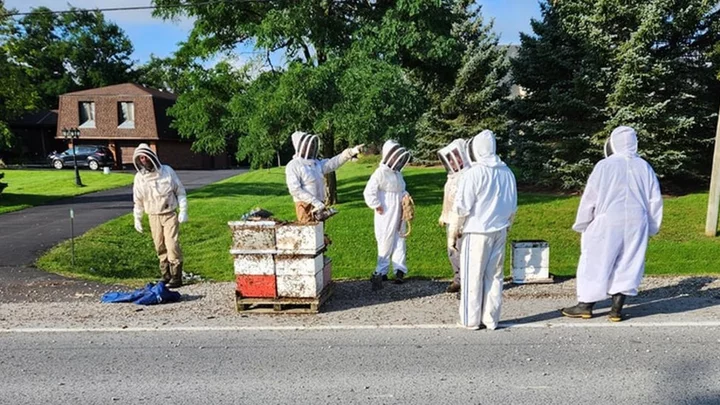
[277,151,281,167]
[323,131,338,205]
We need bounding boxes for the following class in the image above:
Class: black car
[49,145,115,171]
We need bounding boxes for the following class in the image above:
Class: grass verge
[36,161,720,284]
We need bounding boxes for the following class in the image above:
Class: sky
[5,0,542,65]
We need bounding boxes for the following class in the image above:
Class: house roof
[10,110,58,127]
[61,83,177,100]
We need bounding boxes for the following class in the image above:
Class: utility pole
[705,103,720,236]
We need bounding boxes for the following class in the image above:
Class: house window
[78,102,95,128]
[118,101,135,129]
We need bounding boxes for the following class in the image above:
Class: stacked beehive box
[229,220,332,300]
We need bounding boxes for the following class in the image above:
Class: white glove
[447,236,458,253]
[447,212,466,252]
[178,194,188,223]
[312,201,325,213]
[133,206,144,233]
[350,144,365,157]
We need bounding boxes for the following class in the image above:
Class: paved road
[0,170,244,303]
[1,327,719,404]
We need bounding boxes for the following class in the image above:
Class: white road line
[1,321,720,333]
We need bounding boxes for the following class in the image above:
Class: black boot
[371,273,384,291]
[167,262,183,288]
[561,302,594,319]
[394,270,405,284]
[159,262,171,284]
[608,294,626,322]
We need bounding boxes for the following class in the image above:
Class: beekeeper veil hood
[605,126,638,158]
[381,140,410,171]
[133,143,161,173]
[467,130,505,168]
[291,131,319,160]
[438,139,470,174]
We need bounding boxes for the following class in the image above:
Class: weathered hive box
[275,254,331,298]
[228,220,331,300]
[511,240,552,284]
[229,220,277,298]
[228,220,277,253]
[275,222,324,254]
[233,253,276,298]
[235,273,277,298]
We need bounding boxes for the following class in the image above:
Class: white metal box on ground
[511,240,553,284]
[233,254,275,275]
[275,223,324,254]
[227,220,277,253]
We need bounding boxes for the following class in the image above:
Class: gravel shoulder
[2,276,720,330]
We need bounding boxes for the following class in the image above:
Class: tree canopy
[511,0,720,189]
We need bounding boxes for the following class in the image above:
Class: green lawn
[36,160,720,285]
[0,169,135,214]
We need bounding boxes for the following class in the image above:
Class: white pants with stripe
[459,230,507,330]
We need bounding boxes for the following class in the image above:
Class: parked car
[49,145,115,170]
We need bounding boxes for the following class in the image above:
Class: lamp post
[61,127,83,187]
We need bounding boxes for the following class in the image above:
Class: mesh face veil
[297,133,319,160]
[438,139,469,174]
[132,143,161,173]
[383,143,411,171]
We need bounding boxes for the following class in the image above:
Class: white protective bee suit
[364,140,411,277]
[285,131,362,222]
[132,143,188,287]
[573,126,663,303]
[438,139,471,286]
[450,130,517,330]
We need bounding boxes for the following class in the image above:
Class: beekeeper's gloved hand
[178,195,189,223]
[350,144,365,158]
[447,212,465,253]
[312,201,325,213]
[133,206,144,233]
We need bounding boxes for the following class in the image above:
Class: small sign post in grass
[70,208,75,267]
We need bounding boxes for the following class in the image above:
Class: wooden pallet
[235,282,334,314]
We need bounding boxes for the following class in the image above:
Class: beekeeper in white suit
[449,130,517,330]
[132,143,188,288]
[285,131,363,223]
[438,139,470,293]
[561,126,663,322]
[364,140,411,290]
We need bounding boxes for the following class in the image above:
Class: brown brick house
[56,83,230,169]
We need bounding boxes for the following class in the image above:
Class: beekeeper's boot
[167,262,183,288]
[561,302,594,319]
[159,262,171,284]
[446,281,461,293]
[608,293,626,322]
